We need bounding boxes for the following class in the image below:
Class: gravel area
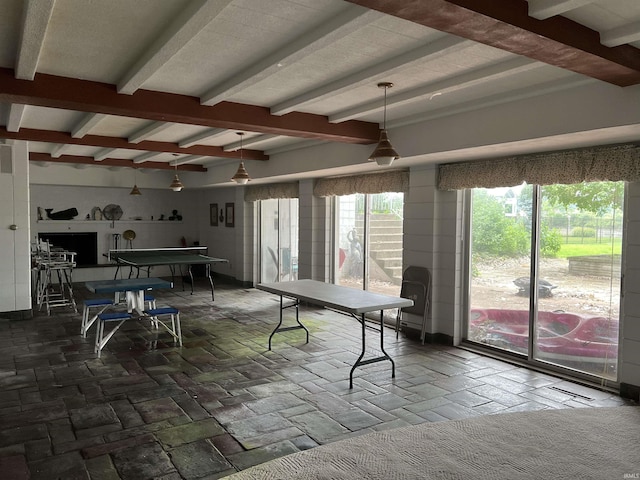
[471,257,620,318]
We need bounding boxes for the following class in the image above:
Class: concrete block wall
[433,186,464,343]
[298,179,331,282]
[621,181,640,393]
[402,165,437,334]
[235,187,254,285]
[404,166,463,343]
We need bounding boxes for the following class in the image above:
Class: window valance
[244,182,299,202]
[438,144,640,190]
[314,170,409,197]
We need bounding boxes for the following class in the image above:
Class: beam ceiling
[29,152,207,171]
[0,127,269,161]
[346,0,640,87]
[0,68,380,145]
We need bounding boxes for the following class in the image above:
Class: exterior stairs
[356,213,403,284]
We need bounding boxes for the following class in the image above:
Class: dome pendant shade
[130,167,142,195]
[169,160,184,192]
[231,132,251,184]
[170,174,184,192]
[368,129,399,166]
[368,81,399,167]
[231,161,250,184]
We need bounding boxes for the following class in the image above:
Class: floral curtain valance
[314,170,409,197]
[438,144,640,190]
[244,182,299,202]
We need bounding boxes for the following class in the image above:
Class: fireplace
[38,232,98,266]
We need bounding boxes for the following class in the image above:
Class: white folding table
[257,279,413,388]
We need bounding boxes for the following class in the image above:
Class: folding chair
[395,266,431,344]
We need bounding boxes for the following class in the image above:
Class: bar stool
[81,298,114,337]
[33,240,78,315]
[144,307,182,346]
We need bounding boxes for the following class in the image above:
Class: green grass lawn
[556,240,621,258]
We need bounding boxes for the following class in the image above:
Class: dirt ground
[471,257,620,318]
[341,257,620,320]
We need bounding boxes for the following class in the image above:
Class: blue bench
[95,311,132,358]
[81,298,114,338]
[144,307,182,346]
[144,294,157,309]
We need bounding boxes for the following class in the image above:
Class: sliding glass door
[467,186,533,356]
[334,192,403,297]
[259,198,299,283]
[467,182,622,381]
[534,183,621,379]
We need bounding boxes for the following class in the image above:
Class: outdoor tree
[472,190,529,257]
[542,181,623,243]
[472,188,561,258]
[542,182,623,215]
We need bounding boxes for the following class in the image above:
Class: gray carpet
[225,406,640,479]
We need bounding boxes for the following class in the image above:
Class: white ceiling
[1,0,640,180]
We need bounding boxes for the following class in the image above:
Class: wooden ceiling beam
[0,127,269,161]
[346,0,640,86]
[0,67,380,144]
[29,152,207,171]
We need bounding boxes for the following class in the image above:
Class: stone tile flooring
[0,279,634,479]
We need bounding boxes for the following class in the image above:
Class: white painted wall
[30,184,199,281]
[195,186,243,282]
[0,141,31,315]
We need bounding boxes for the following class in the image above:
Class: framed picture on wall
[225,203,234,228]
[210,203,218,226]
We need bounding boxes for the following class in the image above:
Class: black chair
[395,266,431,344]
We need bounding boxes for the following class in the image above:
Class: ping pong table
[108,247,228,300]
[257,279,414,388]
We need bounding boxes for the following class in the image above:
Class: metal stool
[33,241,78,315]
[81,298,114,337]
[144,307,182,346]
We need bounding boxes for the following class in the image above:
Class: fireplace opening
[38,232,98,267]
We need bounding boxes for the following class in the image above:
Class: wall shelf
[37,220,183,224]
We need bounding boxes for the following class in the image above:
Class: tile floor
[0,279,634,479]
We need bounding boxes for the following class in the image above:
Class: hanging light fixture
[368,82,399,167]
[169,161,184,192]
[129,167,141,195]
[231,132,250,184]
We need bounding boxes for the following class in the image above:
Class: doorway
[467,182,622,381]
[259,198,299,283]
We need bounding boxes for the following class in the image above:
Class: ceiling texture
[1,0,640,179]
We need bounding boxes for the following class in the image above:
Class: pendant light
[231,132,250,184]
[169,161,184,192]
[129,167,141,195]
[368,82,399,167]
